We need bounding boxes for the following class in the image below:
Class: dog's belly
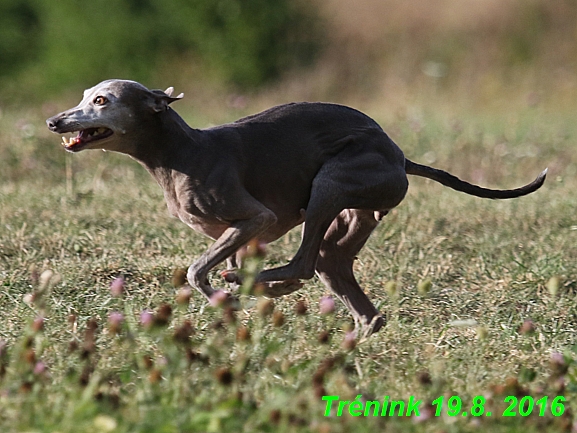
[260,211,305,243]
[179,213,229,240]
[178,207,303,244]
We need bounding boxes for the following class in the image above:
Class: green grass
[0,104,576,432]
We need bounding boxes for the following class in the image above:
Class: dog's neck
[124,109,207,213]
[129,109,197,165]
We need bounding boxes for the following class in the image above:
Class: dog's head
[46,79,183,154]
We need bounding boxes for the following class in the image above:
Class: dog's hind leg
[255,144,407,299]
[316,209,384,334]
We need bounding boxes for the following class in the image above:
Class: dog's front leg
[187,210,277,301]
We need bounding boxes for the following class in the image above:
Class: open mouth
[62,127,113,151]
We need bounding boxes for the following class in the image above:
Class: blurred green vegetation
[0,0,321,103]
[1,0,576,109]
[0,0,577,109]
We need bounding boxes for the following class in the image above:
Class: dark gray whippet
[47,79,547,333]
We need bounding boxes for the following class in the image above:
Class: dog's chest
[161,189,227,240]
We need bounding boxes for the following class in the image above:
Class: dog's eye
[93,96,108,106]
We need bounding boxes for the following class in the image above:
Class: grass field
[0,102,576,432]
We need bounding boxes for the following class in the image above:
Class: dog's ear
[148,88,184,112]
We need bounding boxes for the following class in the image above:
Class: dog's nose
[46,116,60,132]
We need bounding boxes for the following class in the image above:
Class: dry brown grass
[256,0,577,114]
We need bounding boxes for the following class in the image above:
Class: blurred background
[0,0,575,187]
[0,0,576,112]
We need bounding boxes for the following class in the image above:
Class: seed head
[173,320,194,344]
[294,300,308,315]
[109,277,125,297]
[24,348,36,365]
[519,319,536,335]
[19,382,33,394]
[547,276,561,296]
[212,319,225,331]
[31,316,44,333]
[79,365,94,386]
[385,281,398,297]
[413,403,435,423]
[24,336,33,349]
[29,264,39,286]
[252,283,266,296]
[82,319,98,357]
[154,304,172,326]
[86,318,98,332]
[93,415,118,432]
[476,326,488,340]
[318,330,330,344]
[215,367,233,386]
[314,385,328,399]
[417,371,432,386]
[39,270,54,290]
[209,290,228,308]
[319,296,335,315]
[240,238,267,259]
[33,361,47,376]
[257,298,275,317]
[341,331,356,351]
[175,286,192,305]
[140,310,154,328]
[550,352,568,377]
[272,311,285,327]
[149,369,162,384]
[68,340,79,353]
[222,306,237,324]
[108,312,124,335]
[171,268,188,288]
[503,377,523,395]
[142,355,154,370]
[312,368,325,387]
[186,349,209,365]
[269,409,282,425]
[281,359,291,373]
[417,278,432,296]
[236,326,251,342]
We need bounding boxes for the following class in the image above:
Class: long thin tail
[404,159,547,199]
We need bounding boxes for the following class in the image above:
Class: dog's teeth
[62,137,67,145]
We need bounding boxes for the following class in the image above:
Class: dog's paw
[220,270,242,284]
[219,269,243,292]
[261,279,303,298]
